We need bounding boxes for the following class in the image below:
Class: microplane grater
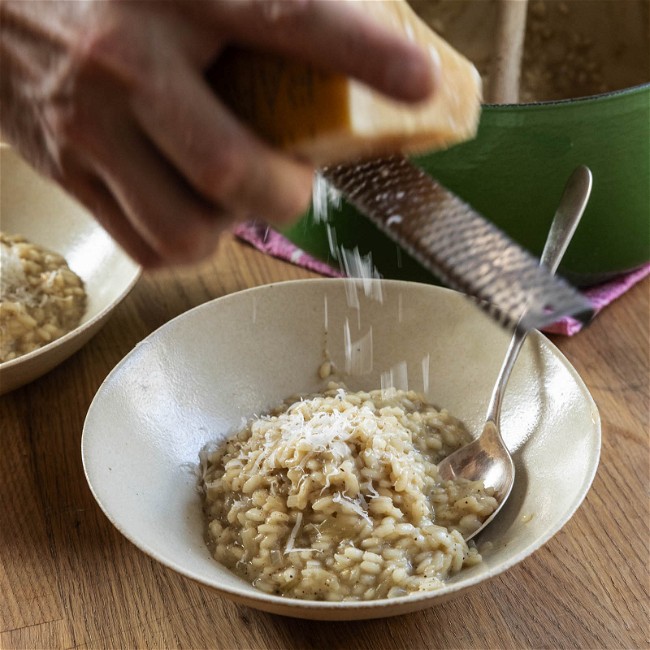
[322,156,593,331]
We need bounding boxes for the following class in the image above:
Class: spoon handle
[485,166,593,424]
[540,166,593,275]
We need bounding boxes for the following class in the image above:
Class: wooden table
[2,234,648,650]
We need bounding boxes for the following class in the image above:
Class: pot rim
[483,81,650,109]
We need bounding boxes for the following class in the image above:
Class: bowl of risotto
[82,278,600,619]
[0,145,140,394]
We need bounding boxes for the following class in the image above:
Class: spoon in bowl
[437,165,593,541]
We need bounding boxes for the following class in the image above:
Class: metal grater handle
[322,156,593,331]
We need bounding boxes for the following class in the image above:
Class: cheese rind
[209,0,481,166]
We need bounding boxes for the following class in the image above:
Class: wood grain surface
[1,234,648,650]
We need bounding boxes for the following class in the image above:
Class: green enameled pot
[283,84,650,286]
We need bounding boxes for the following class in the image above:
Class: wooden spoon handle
[487,0,529,104]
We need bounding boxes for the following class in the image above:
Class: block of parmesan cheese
[209,0,481,166]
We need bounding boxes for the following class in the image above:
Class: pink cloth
[235,222,343,278]
[234,222,650,336]
[542,263,650,335]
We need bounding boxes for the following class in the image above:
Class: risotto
[200,383,497,601]
[0,232,87,362]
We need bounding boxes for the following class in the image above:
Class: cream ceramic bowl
[0,145,140,394]
[82,279,600,620]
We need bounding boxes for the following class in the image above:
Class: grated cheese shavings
[284,512,303,554]
[332,492,373,526]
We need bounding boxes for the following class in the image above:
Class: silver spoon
[437,165,593,541]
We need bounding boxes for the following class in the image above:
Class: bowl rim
[81,278,602,614]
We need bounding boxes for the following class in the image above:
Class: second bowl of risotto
[0,145,140,394]
[82,279,600,619]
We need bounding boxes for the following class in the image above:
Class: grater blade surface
[322,156,593,331]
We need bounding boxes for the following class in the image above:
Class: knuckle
[43,99,85,145]
[74,11,154,92]
[74,20,121,73]
[40,65,93,146]
[43,16,150,148]
[196,145,249,205]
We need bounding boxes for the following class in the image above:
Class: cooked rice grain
[200,384,497,601]
[0,233,86,362]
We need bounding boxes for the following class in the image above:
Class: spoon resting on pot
[437,165,593,541]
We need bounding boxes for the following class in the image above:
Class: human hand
[0,0,436,267]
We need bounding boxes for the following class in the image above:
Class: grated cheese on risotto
[199,383,497,601]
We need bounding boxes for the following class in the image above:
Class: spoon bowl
[437,165,593,540]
